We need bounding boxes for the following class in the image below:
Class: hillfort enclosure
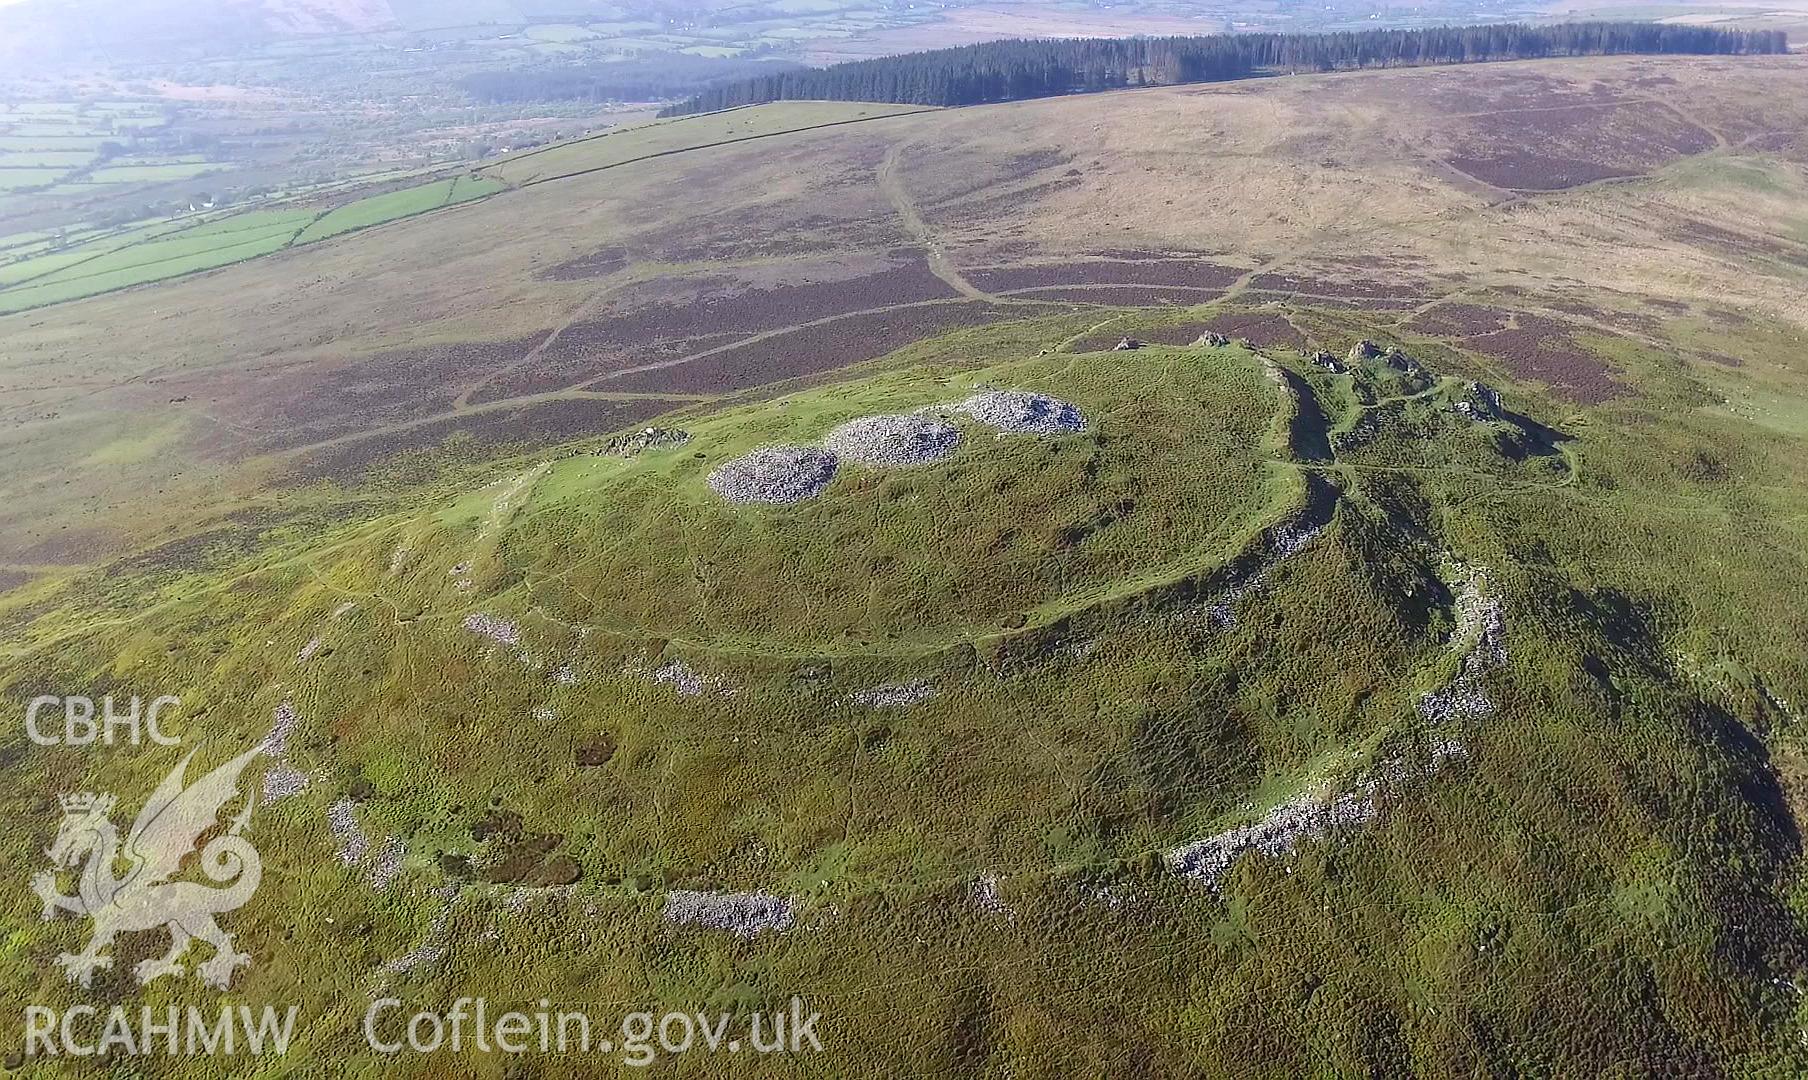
[4,9,1808,1075]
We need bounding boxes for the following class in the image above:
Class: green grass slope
[4,301,1808,1075]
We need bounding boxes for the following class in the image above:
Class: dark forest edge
[659,22,1789,116]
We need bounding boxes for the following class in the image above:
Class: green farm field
[291,177,505,245]
[81,162,219,184]
[3,53,1808,1075]
[0,102,931,315]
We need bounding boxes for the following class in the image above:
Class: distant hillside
[662,21,1790,115]
[459,57,808,105]
[0,0,393,64]
[0,0,760,66]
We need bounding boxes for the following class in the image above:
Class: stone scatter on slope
[596,426,691,457]
[368,836,407,891]
[262,701,300,756]
[463,612,521,647]
[663,890,795,937]
[956,390,1087,436]
[707,445,839,504]
[626,656,736,698]
[825,413,961,466]
[328,796,409,890]
[261,701,309,803]
[1167,781,1381,893]
[1200,518,1325,628]
[1418,563,1506,725]
[970,874,1014,921]
[1172,560,1504,892]
[848,679,937,707]
[328,797,369,866]
[263,763,309,803]
[380,885,459,977]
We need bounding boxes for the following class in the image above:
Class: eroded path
[877,141,1000,303]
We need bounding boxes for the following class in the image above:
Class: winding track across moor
[276,100,1703,470]
[877,142,1000,303]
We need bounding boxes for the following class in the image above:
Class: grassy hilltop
[3,52,1808,1075]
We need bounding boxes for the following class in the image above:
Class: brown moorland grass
[1446,154,1640,191]
[3,56,1808,562]
[1244,290,1428,313]
[225,335,549,452]
[288,397,680,484]
[1247,271,1439,300]
[541,259,958,352]
[540,246,630,281]
[1406,303,1517,337]
[1543,297,1665,335]
[1198,311,1308,350]
[967,259,1244,291]
[469,335,745,405]
[468,258,962,402]
[1006,285,1226,306]
[591,301,1021,395]
[1464,314,1624,403]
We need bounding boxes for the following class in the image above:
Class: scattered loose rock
[659,660,710,696]
[970,874,1014,921]
[263,764,309,803]
[707,445,839,505]
[368,836,406,891]
[327,798,369,867]
[1418,563,1506,725]
[956,390,1087,436]
[1307,350,1347,373]
[1198,519,1323,628]
[260,702,310,803]
[597,427,691,458]
[381,884,458,977]
[262,701,300,757]
[825,414,962,467]
[1167,781,1380,893]
[1169,728,1475,895]
[663,890,795,937]
[463,612,520,647]
[1084,882,1134,911]
[848,679,937,708]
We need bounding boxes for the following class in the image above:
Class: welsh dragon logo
[32,746,264,990]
